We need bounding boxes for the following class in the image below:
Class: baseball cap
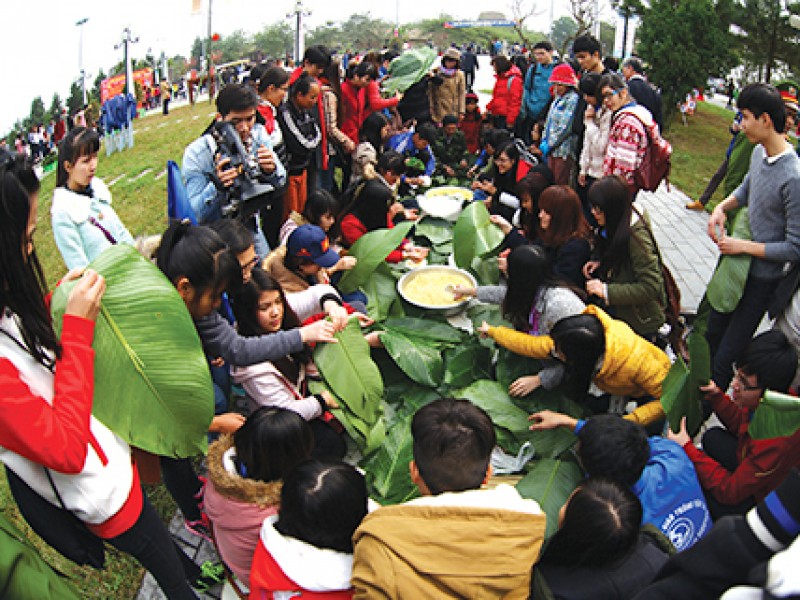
[287,224,340,268]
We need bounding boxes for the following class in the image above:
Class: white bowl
[417,186,473,221]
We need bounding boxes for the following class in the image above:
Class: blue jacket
[182,122,286,223]
[388,129,436,176]
[634,437,712,552]
[522,61,556,121]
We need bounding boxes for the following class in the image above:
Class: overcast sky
[1,0,607,133]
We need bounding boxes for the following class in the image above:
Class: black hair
[515,169,553,240]
[289,73,319,100]
[537,184,591,249]
[303,45,332,69]
[738,330,797,393]
[216,83,259,117]
[353,61,378,81]
[537,477,643,569]
[483,128,512,153]
[257,66,290,95]
[248,63,269,89]
[56,127,101,187]
[502,245,567,331]
[598,73,628,98]
[494,140,520,163]
[156,221,241,298]
[491,55,512,74]
[573,34,602,57]
[209,219,254,256]
[274,459,368,553]
[603,56,620,73]
[233,406,313,483]
[415,121,439,145]
[0,152,56,366]
[231,268,310,374]
[492,141,522,196]
[376,149,406,176]
[341,178,395,233]
[359,112,390,156]
[302,190,339,227]
[622,57,643,74]
[588,175,635,278]
[533,40,554,52]
[738,83,787,134]
[579,72,603,103]
[411,398,496,495]
[578,415,650,486]
[550,313,606,401]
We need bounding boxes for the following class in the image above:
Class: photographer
[182,84,286,258]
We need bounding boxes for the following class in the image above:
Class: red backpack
[620,106,672,192]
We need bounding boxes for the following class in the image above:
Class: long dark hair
[502,245,567,331]
[56,127,100,188]
[516,168,553,239]
[231,268,311,378]
[233,406,314,483]
[320,59,344,126]
[340,178,393,234]
[537,185,591,247]
[537,477,642,569]
[0,152,56,366]
[588,175,635,278]
[550,313,605,401]
[359,112,389,156]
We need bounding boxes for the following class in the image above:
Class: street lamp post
[287,0,311,63]
[114,27,140,99]
[76,17,89,105]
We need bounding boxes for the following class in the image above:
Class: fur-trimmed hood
[206,434,282,507]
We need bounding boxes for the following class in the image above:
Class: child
[460,92,483,154]
[667,330,800,519]
[230,269,347,458]
[538,63,581,185]
[530,412,711,552]
[51,127,135,269]
[352,112,391,180]
[279,189,339,247]
[204,407,313,589]
[433,115,469,183]
[250,459,368,598]
[351,398,546,597]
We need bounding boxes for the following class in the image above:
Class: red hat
[549,63,578,87]
[780,89,799,113]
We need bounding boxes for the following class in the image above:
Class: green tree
[191,36,204,66]
[599,21,616,57]
[635,0,736,128]
[29,97,46,127]
[67,81,84,114]
[252,23,294,60]
[732,0,800,82]
[213,29,252,63]
[169,56,189,81]
[92,70,106,102]
[550,16,578,55]
[46,93,63,123]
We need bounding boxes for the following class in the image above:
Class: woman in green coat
[583,175,666,340]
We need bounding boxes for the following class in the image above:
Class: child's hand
[300,320,338,344]
[321,390,340,410]
[209,412,246,434]
[665,417,692,447]
[509,375,541,397]
[334,256,357,272]
[477,321,491,338]
[528,410,577,431]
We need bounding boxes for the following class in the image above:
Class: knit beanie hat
[442,114,459,126]
[549,63,578,87]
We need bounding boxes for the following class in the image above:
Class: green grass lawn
[1,96,733,598]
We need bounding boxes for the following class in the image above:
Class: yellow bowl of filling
[397,265,477,316]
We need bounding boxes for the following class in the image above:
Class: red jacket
[460,111,483,154]
[682,389,800,505]
[340,213,404,263]
[487,65,523,126]
[340,80,399,146]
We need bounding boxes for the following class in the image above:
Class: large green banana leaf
[660,333,708,436]
[381,330,444,388]
[707,208,751,313]
[50,245,213,458]
[363,263,404,323]
[516,457,584,538]
[453,202,505,269]
[383,316,464,344]
[338,221,414,294]
[442,340,493,389]
[360,413,419,506]
[382,47,437,94]
[749,390,800,440]
[413,216,453,246]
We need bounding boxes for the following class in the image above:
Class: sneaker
[191,560,226,593]
[685,200,705,210]
[185,514,212,543]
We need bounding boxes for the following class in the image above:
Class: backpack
[619,107,672,192]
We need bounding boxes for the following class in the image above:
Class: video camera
[211,120,277,220]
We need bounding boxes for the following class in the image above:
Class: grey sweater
[733,144,800,280]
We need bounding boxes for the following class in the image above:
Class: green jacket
[433,131,468,177]
[604,216,666,337]
[0,513,81,599]
[723,133,756,198]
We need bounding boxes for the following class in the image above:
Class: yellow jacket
[351,485,546,599]
[487,305,670,424]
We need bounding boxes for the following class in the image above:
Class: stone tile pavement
[636,183,719,315]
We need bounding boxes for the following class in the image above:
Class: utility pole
[76,18,89,105]
[287,0,311,63]
[207,0,215,100]
[115,27,139,98]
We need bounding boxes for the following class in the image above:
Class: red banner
[101,68,154,105]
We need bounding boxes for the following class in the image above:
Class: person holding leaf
[0,153,201,598]
[667,330,800,520]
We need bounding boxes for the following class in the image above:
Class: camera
[211,120,277,219]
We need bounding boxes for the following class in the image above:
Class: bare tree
[509,0,543,47]
[559,0,598,56]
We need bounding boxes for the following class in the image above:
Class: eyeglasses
[602,89,622,101]
[732,366,760,391]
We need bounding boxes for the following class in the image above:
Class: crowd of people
[1,33,800,600]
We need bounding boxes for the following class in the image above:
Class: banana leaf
[749,391,800,440]
[442,340,493,389]
[363,263,404,323]
[50,244,213,458]
[453,202,505,269]
[383,316,464,345]
[660,334,708,436]
[382,330,444,388]
[382,47,437,94]
[313,319,384,427]
[413,216,453,246]
[453,380,532,437]
[338,221,414,294]
[707,208,752,313]
[516,457,584,538]
[360,413,419,505]
[471,256,501,286]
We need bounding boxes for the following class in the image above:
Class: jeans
[706,274,778,390]
[108,496,199,599]
[160,457,203,523]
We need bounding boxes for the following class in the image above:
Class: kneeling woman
[231,269,346,458]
